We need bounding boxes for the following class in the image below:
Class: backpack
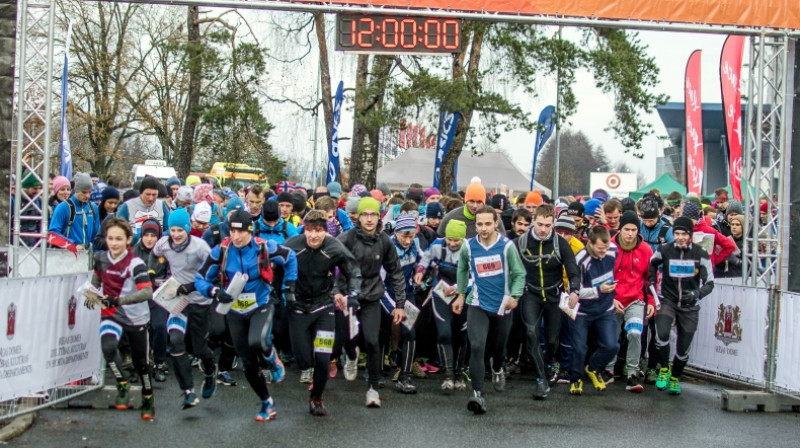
[516,230,561,265]
[63,199,97,236]
[254,219,289,239]
[217,237,272,286]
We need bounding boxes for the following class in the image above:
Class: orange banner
[289,0,800,31]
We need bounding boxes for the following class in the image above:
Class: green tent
[629,173,687,201]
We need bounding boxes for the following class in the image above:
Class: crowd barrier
[775,291,800,395]
[0,273,102,421]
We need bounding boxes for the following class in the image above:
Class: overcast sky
[259,14,737,187]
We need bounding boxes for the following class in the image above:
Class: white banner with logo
[688,282,768,383]
[0,273,101,401]
[775,291,800,394]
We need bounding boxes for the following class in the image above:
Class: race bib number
[668,259,695,278]
[231,292,257,313]
[313,330,335,354]
[474,255,503,278]
[591,271,614,288]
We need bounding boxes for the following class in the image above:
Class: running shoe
[569,379,584,395]
[411,362,427,379]
[344,348,359,381]
[645,368,658,384]
[329,360,338,379]
[467,390,487,414]
[388,350,400,368]
[655,367,670,391]
[182,389,199,410]
[202,368,217,399]
[585,366,606,391]
[492,368,506,392]
[546,363,559,384]
[395,377,417,394]
[668,376,681,395]
[115,381,130,410]
[358,351,367,369]
[419,361,439,373]
[366,387,381,408]
[309,396,327,416]
[626,373,644,393]
[532,378,550,400]
[300,368,314,384]
[265,348,285,384]
[152,364,167,383]
[556,369,571,384]
[392,368,401,382]
[217,371,237,387]
[141,394,155,420]
[441,377,455,391]
[601,370,615,385]
[255,398,276,422]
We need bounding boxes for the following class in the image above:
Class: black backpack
[62,199,97,236]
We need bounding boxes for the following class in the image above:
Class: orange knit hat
[464,182,486,203]
[524,190,543,206]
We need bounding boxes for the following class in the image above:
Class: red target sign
[606,174,622,189]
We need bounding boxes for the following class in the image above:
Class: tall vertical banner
[720,35,745,201]
[327,80,343,185]
[685,51,704,195]
[432,110,459,190]
[59,22,73,180]
[530,105,556,190]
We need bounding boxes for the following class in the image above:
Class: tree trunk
[439,23,484,193]
[0,0,17,251]
[177,5,200,179]
[314,13,333,152]
[349,55,369,187]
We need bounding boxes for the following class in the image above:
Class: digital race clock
[335,14,462,54]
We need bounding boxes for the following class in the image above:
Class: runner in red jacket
[606,211,654,393]
[682,202,736,266]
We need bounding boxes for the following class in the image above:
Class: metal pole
[742,37,756,286]
[764,286,780,392]
[39,0,57,276]
[751,36,766,286]
[552,26,562,199]
[11,0,29,277]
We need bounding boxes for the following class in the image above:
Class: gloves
[100,296,120,309]
[176,283,195,296]
[346,292,361,309]
[214,287,234,304]
[84,296,101,310]
[679,290,700,308]
[284,282,296,304]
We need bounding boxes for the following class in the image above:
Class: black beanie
[229,209,254,232]
[567,202,585,217]
[672,217,694,236]
[276,192,294,204]
[619,210,640,230]
[140,176,161,193]
[262,201,280,221]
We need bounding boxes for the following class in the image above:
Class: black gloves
[214,287,234,304]
[680,290,700,308]
[284,282,296,304]
[347,292,361,309]
[176,283,195,296]
[100,296,120,309]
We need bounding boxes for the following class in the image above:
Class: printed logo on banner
[714,304,743,346]
[68,296,77,330]
[6,302,15,341]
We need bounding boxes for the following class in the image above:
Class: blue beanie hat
[426,202,444,219]
[101,187,120,203]
[166,176,182,188]
[168,208,191,233]
[583,198,603,217]
[226,197,244,213]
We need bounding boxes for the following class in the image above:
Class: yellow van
[208,162,267,188]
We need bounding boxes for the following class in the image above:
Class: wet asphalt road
[11,367,800,447]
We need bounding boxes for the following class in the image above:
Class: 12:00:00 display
[335,15,462,54]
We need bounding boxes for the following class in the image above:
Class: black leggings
[168,304,215,391]
[288,305,335,398]
[208,306,237,372]
[345,300,382,389]
[432,296,467,376]
[398,296,417,379]
[654,299,699,378]
[100,318,152,396]
[226,304,276,401]
[520,292,561,379]
[467,306,512,393]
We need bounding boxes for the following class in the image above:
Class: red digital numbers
[338,15,461,54]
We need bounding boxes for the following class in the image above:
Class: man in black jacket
[516,204,581,400]
[338,197,406,408]
[649,216,714,396]
[284,210,362,417]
